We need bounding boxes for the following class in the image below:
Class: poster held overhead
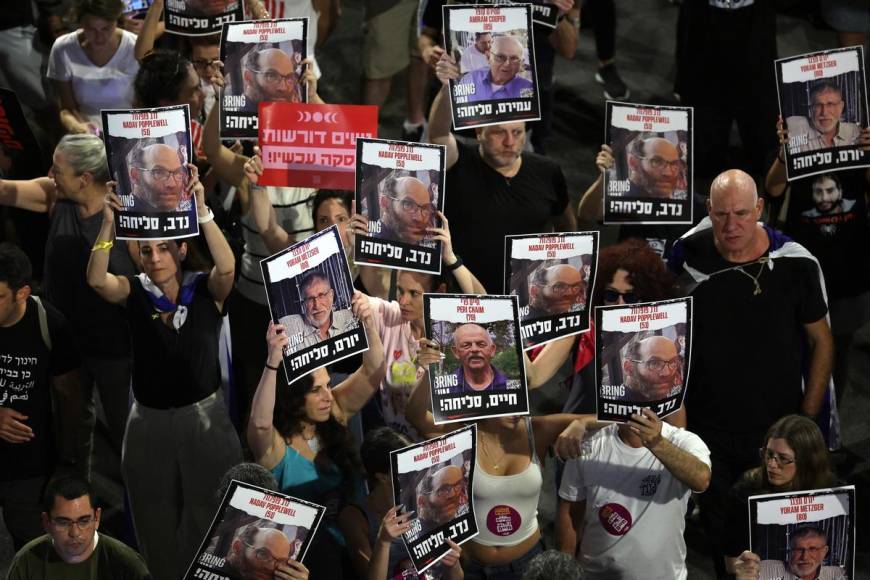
[164,0,244,36]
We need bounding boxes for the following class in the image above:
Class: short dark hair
[360,427,411,486]
[812,173,842,192]
[72,0,125,22]
[312,189,352,226]
[215,463,279,502]
[135,50,194,108]
[0,243,32,292]
[43,475,96,513]
[474,32,492,40]
[522,550,584,580]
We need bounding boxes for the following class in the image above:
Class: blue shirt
[449,365,509,394]
[456,68,534,102]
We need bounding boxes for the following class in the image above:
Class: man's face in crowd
[383,177,433,244]
[624,336,681,401]
[81,15,116,50]
[452,324,497,375]
[233,528,292,580]
[531,265,585,315]
[787,533,829,579]
[811,176,843,214]
[810,88,845,138]
[631,138,681,198]
[474,33,493,56]
[0,281,29,328]
[488,37,523,85]
[302,276,334,330]
[707,178,764,259]
[245,49,299,102]
[477,122,525,169]
[191,43,221,87]
[185,0,236,16]
[419,466,464,524]
[42,495,101,564]
[131,144,187,211]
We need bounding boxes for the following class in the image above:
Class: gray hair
[522,550,584,580]
[56,134,110,182]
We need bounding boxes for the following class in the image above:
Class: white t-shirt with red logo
[559,423,710,580]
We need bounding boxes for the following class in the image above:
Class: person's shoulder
[51,30,80,51]
[98,533,149,567]
[118,29,139,50]
[7,534,52,570]
[662,423,711,458]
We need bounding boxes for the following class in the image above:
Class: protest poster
[505,232,598,350]
[102,105,200,240]
[424,294,528,424]
[260,225,368,384]
[748,486,855,580]
[354,138,446,274]
[184,480,325,579]
[469,0,558,29]
[391,424,478,574]
[776,46,869,180]
[219,18,308,140]
[443,4,540,130]
[258,102,378,190]
[164,0,243,35]
[604,101,693,225]
[0,88,45,179]
[595,297,692,422]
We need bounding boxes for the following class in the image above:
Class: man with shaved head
[528,264,586,319]
[458,35,534,103]
[415,464,466,537]
[622,335,682,401]
[669,168,833,577]
[449,323,507,393]
[129,142,190,212]
[240,44,301,112]
[377,175,435,245]
[627,137,683,199]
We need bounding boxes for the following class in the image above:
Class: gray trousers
[122,391,242,580]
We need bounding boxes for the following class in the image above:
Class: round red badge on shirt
[486,504,522,536]
[598,503,632,536]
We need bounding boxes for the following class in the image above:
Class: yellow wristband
[92,240,114,252]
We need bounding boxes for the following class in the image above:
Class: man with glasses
[128,142,190,212]
[279,271,357,353]
[7,475,150,577]
[527,264,586,319]
[626,137,683,199]
[376,175,435,245]
[622,335,682,402]
[240,43,302,112]
[415,464,467,539]
[457,35,534,103]
[223,523,310,580]
[786,82,860,153]
[448,323,507,394]
[759,525,846,580]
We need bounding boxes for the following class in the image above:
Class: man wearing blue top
[457,36,533,103]
[449,323,508,393]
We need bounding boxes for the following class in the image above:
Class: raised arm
[133,0,165,61]
[801,316,833,419]
[524,335,576,389]
[246,0,270,19]
[405,339,452,438]
[532,413,602,461]
[629,409,711,492]
[0,177,55,213]
[245,147,294,253]
[429,55,461,170]
[247,322,289,469]
[576,145,613,223]
[764,117,788,199]
[428,212,485,294]
[202,63,249,187]
[86,188,131,305]
[186,165,235,304]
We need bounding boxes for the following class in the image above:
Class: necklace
[480,433,506,470]
[735,261,767,296]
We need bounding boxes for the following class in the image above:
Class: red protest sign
[258,103,378,190]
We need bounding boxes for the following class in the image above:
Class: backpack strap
[30,296,52,351]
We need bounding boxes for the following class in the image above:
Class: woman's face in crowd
[80,15,117,50]
[303,368,334,423]
[139,240,185,285]
[315,198,350,247]
[604,268,637,305]
[176,63,205,120]
[764,437,797,487]
[396,271,429,323]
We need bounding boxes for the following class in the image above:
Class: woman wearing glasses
[723,414,837,576]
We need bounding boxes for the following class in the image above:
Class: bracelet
[198,208,215,224]
[444,255,464,272]
[91,240,113,252]
[265,361,280,371]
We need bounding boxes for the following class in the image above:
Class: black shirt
[125,275,224,409]
[0,297,79,480]
[445,141,569,293]
[618,194,708,263]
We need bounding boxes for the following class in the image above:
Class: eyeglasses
[812,101,842,113]
[629,357,683,372]
[135,166,188,183]
[191,58,219,71]
[492,53,522,65]
[304,288,333,308]
[431,480,464,498]
[603,289,639,304]
[638,156,682,171]
[51,515,96,531]
[248,68,297,86]
[759,448,795,466]
[789,546,826,557]
[542,282,584,296]
[243,541,290,568]
[386,196,436,218]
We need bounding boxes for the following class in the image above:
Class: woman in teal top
[248,295,385,579]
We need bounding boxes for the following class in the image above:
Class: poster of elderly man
[505,231,598,349]
[184,480,325,579]
[604,101,693,225]
[354,137,447,274]
[164,0,244,36]
[220,18,308,139]
[260,225,368,384]
[102,105,199,240]
[390,424,478,575]
[595,297,692,422]
[747,486,855,580]
[444,4,540,129]
[776,46,869,180]
[424,294,528,424]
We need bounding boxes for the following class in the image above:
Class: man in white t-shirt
[558,409,711,579]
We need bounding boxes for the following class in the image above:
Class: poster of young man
[748,486,855,580]
[260,225,368,384]
[505,231,598,349]
[219,18,308,140]
[424,294,528,424]
[595,297,692,422]
[184,480,325,580]
[102,105,200,240]
[443,4,540,130]
[390,424,478,574]
[776,46,869,180]
[258,102,378,190]
[164,0,244,35]
[354,138,447,274]
[604,101,693,225]
[0,88,45,179]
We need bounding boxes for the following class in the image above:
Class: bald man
[449,323,508,393]
[527,264,586,319]
[457,36,534,103]
[627,137,683,199]
[129,143,189,212]
[622,336,682,401]
[377,176,435,245]
[669,168,833,577]
[416,465,466,537]
[240,45,301,112]
[225,525,292,580]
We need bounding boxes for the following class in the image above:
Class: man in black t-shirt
[0,243,81,551]
[428,54,576,293]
